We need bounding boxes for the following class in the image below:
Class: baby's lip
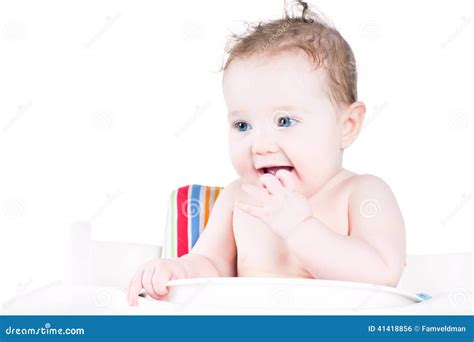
[257,166,294,176]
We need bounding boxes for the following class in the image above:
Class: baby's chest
[232,193,349,261]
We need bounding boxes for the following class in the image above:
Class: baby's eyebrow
[227,110,245,119]
[270,105,302,114]
[228,110,243,118]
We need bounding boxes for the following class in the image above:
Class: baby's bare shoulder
[346,173,394,195]
[346,173,401,221]
[215,178,243,207]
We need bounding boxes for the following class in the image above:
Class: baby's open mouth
[258,166,294,176]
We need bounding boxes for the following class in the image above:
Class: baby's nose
[251,133,278,155]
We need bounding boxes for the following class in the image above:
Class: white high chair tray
[2,280,470,315]
[165,277,422,310]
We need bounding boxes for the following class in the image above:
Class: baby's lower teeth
[267,167,283,175]
[262,167,293,175]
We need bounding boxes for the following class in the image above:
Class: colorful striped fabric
[162,184,223,258]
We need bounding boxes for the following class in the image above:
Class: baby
[128,2,406,306]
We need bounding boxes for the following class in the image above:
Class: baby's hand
[237,169,312,240]
[127,258,188,306]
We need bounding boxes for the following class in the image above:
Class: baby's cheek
[288,142,319,167]
[229,150,250,176]
[230,157,258,186]
[288,143,323,181]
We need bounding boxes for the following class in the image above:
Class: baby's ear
[340,101,366,149]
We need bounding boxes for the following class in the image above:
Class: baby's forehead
[224,50,323,76]
[223,52,330,103]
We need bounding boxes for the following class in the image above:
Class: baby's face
[223,52,344,197]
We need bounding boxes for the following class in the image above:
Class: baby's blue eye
[234,121,252,132]
[277,116,296,128]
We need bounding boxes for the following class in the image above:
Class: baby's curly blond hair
[222,1,357,108]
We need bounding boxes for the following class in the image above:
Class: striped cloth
[162,184,223,258]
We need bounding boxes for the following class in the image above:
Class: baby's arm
[286,175,406,287]
[177,180,239,278]
[128,180,238,305]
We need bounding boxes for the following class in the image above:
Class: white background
[1,0,473,303]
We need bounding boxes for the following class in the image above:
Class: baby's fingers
[259,174,285,196]
[237,201,267,220]
[152,267,172,296]
[142,266,162,300]
[127,268,144,306]
[275,169,296,192]
[241,183,270,205]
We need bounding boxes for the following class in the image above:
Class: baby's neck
[308,167,354,201]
